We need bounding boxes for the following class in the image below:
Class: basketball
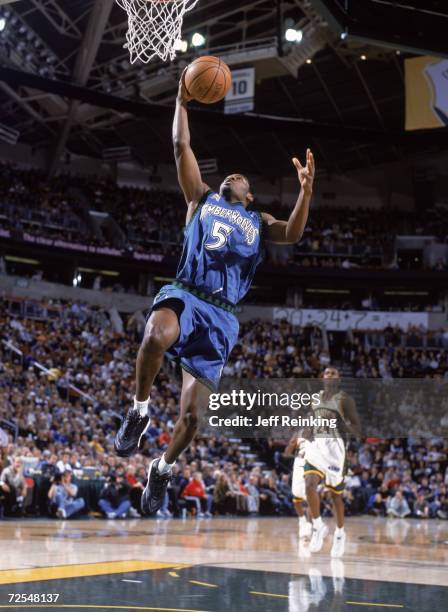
[184,56,232,104]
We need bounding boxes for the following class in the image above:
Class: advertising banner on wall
[273,308,429,331]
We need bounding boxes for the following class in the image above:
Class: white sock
[335,526,345,537]
[158,453,175,475]
[312,516,323,529]
[134,396,150,417]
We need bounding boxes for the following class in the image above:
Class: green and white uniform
[304,390,348,492]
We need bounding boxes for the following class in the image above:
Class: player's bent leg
[136,306,180,401]
[115,307,180,458]
[141,372,210,516]
[305,472,328,553]
[329,488,346,558]
[165,371,210,463]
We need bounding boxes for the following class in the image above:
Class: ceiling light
[285,28,302,43]
[0,17,6,32]
[285,28,296,42]
[174,38,188,53]
[191,32,205,47]
[360,54,367,61]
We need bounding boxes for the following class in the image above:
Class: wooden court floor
[0,516,446,611]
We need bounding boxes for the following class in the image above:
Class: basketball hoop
[116,0,200,64]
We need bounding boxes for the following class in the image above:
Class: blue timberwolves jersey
[176,190,264,305]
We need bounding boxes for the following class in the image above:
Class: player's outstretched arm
[262,149,315,244]
[173,75,208,214]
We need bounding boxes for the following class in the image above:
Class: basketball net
[116,0,200,64]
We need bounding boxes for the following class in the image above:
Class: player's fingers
[307,148,312,166]
[180,68,190,91]
[179,72,185,88]
[309,151,315,172]
[179,72,192,100]
[292,157,303,170]
[306,149,312,171]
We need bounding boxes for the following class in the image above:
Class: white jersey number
[205,220,234,250]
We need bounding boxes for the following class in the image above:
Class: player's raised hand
[292,149,315,195]
[177,68,193,104]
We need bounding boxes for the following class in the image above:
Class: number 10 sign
[224,67,255,114]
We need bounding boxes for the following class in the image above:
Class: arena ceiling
[0,0,447,178]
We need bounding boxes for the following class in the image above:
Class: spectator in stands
[56,452,72,474]
[228,472,249,514]
[277,473,294,514]
[386,490,411,518]
[259,475,281,515]
[367,492,387,516]
[414,493,431,518]
[181,471,213,518]
[202,465,216,495]
[0,457,27,516]
[38,451,58,477]
[98,474,138,519]
[436,491,448,519]
[48,470,85,519]
[175,467,191,494]
[246,475,260,515]
[214,473,236,515]
[127,465,146,514]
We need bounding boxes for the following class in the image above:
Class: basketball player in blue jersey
[114,75,315,515]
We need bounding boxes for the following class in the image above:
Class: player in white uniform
[285,434,312,538]
[304,366,361,557]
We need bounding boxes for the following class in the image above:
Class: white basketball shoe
[309,520,329,553]
[331,528,346,558]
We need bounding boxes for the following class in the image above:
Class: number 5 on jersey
[205,220,234,250]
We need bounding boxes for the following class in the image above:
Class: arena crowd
[1,298,447,521]
[1,162,447,271]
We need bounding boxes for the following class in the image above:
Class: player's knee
[305,476,318,494]
[141,324,172,355]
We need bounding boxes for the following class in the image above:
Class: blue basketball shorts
[148,284,239,391]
